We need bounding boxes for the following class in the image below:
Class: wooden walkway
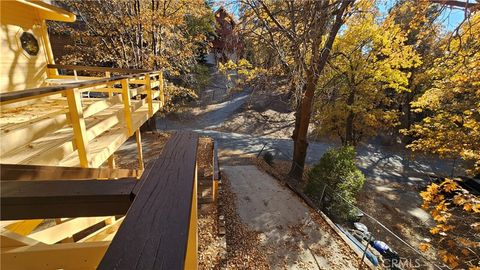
[99,132,199,269]
[1,131,211,269]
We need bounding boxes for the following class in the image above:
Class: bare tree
[240,0,355,180]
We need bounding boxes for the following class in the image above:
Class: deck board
[0,98,159,167]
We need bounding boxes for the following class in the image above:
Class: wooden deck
[0,69,164,169]
[1,131,204,270]
[1,2,213,268]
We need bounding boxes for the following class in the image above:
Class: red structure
[212,7,242,63]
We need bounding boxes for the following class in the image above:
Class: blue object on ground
[336,224,379,266]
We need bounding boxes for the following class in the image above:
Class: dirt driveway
[222,165,360,269]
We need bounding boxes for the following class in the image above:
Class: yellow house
[1,0,75,93]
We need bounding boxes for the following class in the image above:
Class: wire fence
[256,142,450,270]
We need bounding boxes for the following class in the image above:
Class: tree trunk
[288,72,317,179]
[287,0,353,181]
[400,90,414,144]
[345,90,355,145]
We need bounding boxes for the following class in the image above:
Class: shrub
[304,146,365,222]
[262,152,274,166]
[166,84,198,107]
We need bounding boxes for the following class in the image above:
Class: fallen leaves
[439,250,459,269]
[419,243,430,252]
[220,175,270,269]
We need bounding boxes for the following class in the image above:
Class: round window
[20,32,39,56]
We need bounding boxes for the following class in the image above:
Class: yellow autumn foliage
[406,13,480,175]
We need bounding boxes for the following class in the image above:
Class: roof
[17,0,76,22]
[215,6,236,25]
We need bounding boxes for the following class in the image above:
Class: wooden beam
[1,180,138,220]
[78,217,124,243]
[0,164,140,181]
[98,131,199,270]
[0,110,68,155]
[136,130,144,171]
[47,75,104,81]
[105,71,114,97]
[121,79,133,136]
[0,72,153,104]
[83,94,123,118]
[1,230,45,248]
[88,85,145,97]
[66,89,89,167]
[108,155,116,169]
[129,79,146,84]
[146,75,153,116]
[47,64,150,74]
[1,241,110,270]
[28,216,110,244]
[3,220,43,236]
[159,72,165,106]
[41,20,58,76]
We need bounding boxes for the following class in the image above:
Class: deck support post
[41,20,58,77]
[105,72,113,97]
[159,72,165,107]
[145,75,153,116]
[212,180,219,202]
[121,79,133,136]
[212,142,220,202]
[108,155,116,169]
[135,129,144,171]
[66,89,89,168]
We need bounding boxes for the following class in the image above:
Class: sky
[377,0,468,31]
[213,0,468,32]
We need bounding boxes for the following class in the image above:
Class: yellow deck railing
[0,66,165,169]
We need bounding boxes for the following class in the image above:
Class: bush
[262,152,274,166]
[304,146,365,222]
[164,83,198,111]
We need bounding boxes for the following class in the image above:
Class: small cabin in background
[210,6,243,64]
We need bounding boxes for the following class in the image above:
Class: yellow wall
[1,1,50,93]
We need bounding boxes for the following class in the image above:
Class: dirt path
[157,69,250,131]
[222,165,360,269]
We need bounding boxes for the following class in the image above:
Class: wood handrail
[0,72,154,103]
[99,131,199,270]
[47,64,150,74]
